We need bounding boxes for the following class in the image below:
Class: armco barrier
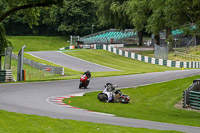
[183,79,200,110]
[12,53,64,75]
[0,70,12,83]
[189,91,200,110]
[103,45,200,68]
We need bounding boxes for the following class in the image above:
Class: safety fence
[175,51,200,61]
[183,79,200,110]
[189,91,200,110]
[103,45,200,68]
[12,53,64,75]
[11,66,57,81]
[0,70,12,83]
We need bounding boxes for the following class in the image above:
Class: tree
[0,0,63,69]
[127,0,200,45]
[127,0,151,46]
[96,0,132,30]
[49,0,97,35]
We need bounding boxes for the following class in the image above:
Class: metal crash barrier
[0,70,12,83]
[183,79,200,110]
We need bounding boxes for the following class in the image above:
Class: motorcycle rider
[79,70,91,89]
[103,83,115,102]
[83,70,91,80]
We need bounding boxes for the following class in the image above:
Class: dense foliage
[0,0,63,54]
[2,0,98,36]
[1,0,200,49]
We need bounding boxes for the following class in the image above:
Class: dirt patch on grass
[175,100,200,112]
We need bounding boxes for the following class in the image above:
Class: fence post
[183,90,187,108]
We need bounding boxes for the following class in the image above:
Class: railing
[0,70,12,82]
[183,79,200,110]
[174,51,200,61]
[12,53,64,75]
[189,91,200,110]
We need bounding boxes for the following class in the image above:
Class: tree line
[1,0,200,54]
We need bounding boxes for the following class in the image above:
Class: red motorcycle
[79,74,90,89]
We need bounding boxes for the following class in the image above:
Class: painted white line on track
[27,52,68,69]
[58,52,120,71]
[47,93,115,117]
[27,51,119,72]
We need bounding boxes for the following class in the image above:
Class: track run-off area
[1,63,200,133]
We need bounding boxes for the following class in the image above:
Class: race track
[27,51,118,72]
[1,69,200,133]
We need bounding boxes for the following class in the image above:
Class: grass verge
[6,58,61,81]
[0,110,180,133]
[10,49,181,81]
[24,53,82,77]
[63,75,200,127]
[7,36,69,52]
[65,49,180,77]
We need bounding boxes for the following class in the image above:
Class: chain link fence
[11,66,57,81]
[4,47,13,70]
[12,53,64,75]
[154,44,169,60]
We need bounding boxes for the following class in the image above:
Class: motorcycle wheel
[120,95,130,104]
[79,82,83,89]
[97,93,108,102]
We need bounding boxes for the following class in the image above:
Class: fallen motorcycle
[97,83,130,103]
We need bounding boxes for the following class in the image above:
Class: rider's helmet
[106,83,115,91]
[86,70,90,73]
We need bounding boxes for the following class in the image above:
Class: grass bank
[63,75,200,127]
[7,36,69,52]
[24,53,82,77]
[65,49,180,77]
[137,45,200,62]
[5,36,184,81]
[0,110,180,133]
[11,49,181,81]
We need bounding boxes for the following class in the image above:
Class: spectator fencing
[12,53,64,75]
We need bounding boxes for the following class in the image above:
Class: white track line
[47,93,115,117]
[58,52,120,71]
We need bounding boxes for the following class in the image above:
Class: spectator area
[80,29,137,44]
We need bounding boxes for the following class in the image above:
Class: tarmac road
[27,51,118,72]
[0,69,200,132]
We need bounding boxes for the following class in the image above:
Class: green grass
[137,45,200,62]
[63,75,200,127]
[0,110,180,133]
[24,53,82,77]
[10,49,181,81]
[2,58,60,81]
[5,36,182,80]
[7,36,69,52]
[65,49,180,77]
[136,50,155,57]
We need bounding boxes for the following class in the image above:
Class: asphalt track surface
[27,51,118,72]
[1,70,200,132]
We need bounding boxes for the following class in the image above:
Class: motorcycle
[97,83,130,104]
[79,74,90,89]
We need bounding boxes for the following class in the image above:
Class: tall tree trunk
[138,31,143,46]
[155,34,160,45]
[0,56,2,70]
[166,27,172,39]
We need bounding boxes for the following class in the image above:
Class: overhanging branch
[0,2,56,22]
